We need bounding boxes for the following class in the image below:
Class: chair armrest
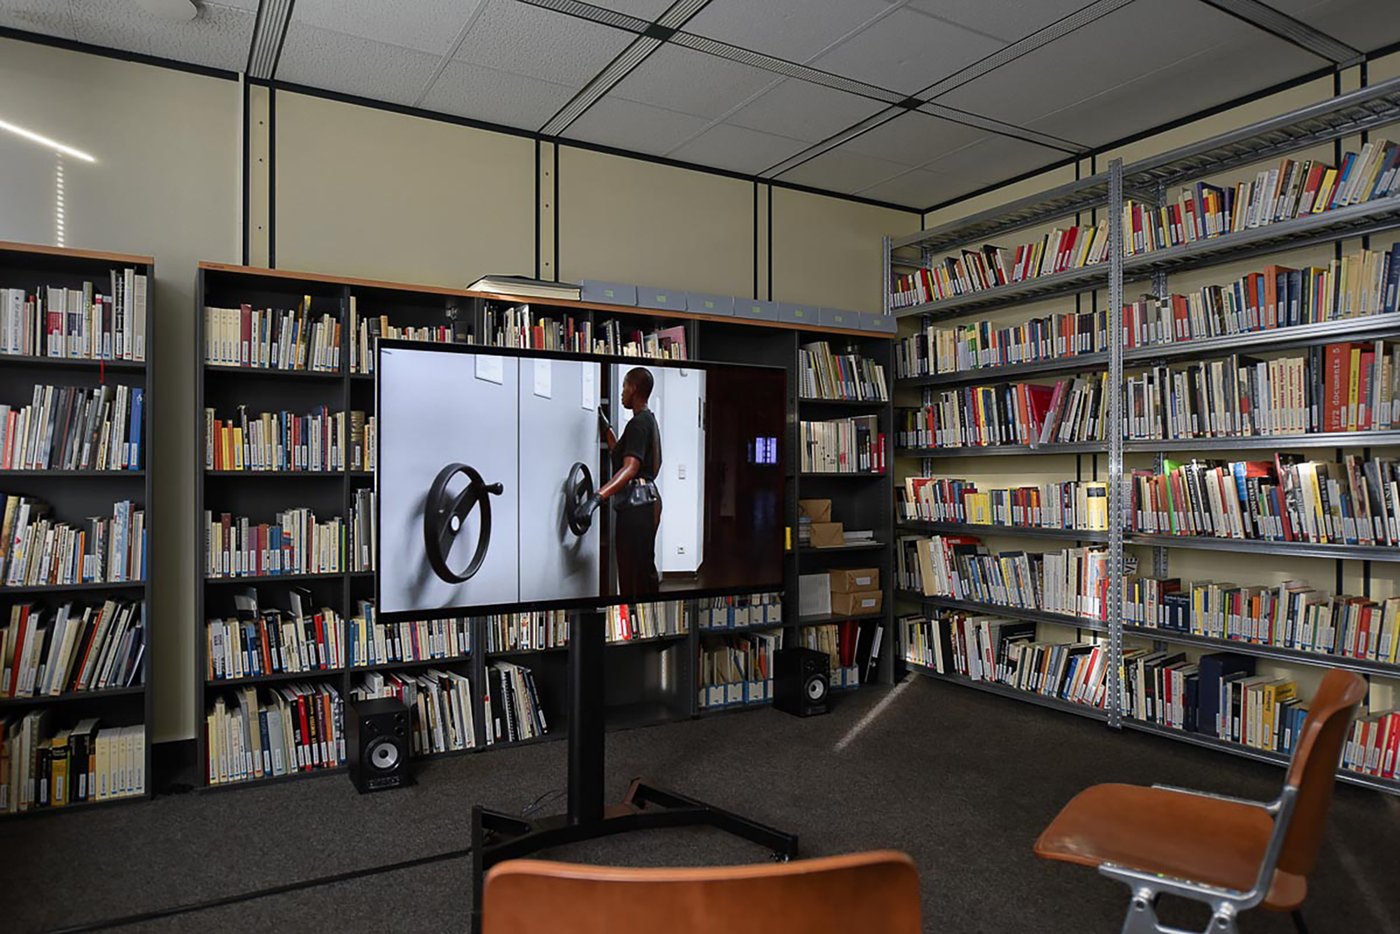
[1150,784,1280,815]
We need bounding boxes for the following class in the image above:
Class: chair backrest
[482,850,921,934]
[1277,668,1367,878]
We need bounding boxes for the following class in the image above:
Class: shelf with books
[798,397,888,411]
[204,667,346,688]
[0,355,145,372]
[1119,622,1400,680]
[898,352,1110,390]
[897,520,1109,543]
[796,610,887,627]
[798,541,887,553]
[890,264,1110,322]
[0,685,146,710]
[898,442,1107,458]
[895,591,1112,635]
[908,663,1110,722]
[0,470,146,478]
[1124,533,1400,563]
[1124,431,1400,452]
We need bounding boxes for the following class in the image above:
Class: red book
[1171,294,1190,341]
[295,692,313,769]
[1383,713,1400,779]
[7,605,30,696]
[257,616,273,674]
[313,613,327,668]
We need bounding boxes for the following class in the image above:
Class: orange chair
[482,850,921,934]
[1035,668,1366,934]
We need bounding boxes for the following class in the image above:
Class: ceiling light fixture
[132,0,198,22]
[0,118,96,162]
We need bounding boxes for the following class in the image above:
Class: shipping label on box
[831,589,883,616]
[830,567,880,592]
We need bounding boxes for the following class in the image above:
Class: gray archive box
[687,293,734,316]
[818,307,858,330]
[734,299,778,322]
[637,287,687,311]
[581,281,637,306]
[859,312,899,334]
[779,303,818,325]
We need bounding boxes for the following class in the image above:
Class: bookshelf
[195,263,896,788]
[886,75,1400,796]
[0,240,154,816]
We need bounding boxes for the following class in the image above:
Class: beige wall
[0,37,242,742]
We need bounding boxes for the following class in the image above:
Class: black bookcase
[0,240,154,816]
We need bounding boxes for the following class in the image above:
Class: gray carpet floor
[5,675,1399,933]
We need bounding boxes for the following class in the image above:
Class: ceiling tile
[854,168,948,207]
[684,0,896,63]
[778,148,910,194]
[607,43,778,120]
[813,6,1006,95]
[838,110,989,165]
[562,96,712,155]
[905,0,1099,43]
[66,0,255,73]
[667,122,808,173]
[291,0,483,56]
[421,60,576,130]
[725,80,887,143]
[1260,0,1399,53]
[275,23,442,106]
[0,0,73,41]
[916,133,1066,199]
[454,0,633,87]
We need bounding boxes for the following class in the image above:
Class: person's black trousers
[614,502,660,594]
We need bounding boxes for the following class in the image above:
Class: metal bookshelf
[884,79,1400,794]
[0,240,155,818]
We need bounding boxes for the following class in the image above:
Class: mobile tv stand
[470,609,800,933]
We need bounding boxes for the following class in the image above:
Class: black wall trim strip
[766,184,773,302]
[535,140,542,280]
[0,25,239,80]
[553,144,561,283]
[268,86,277,269]
[752,181,759,300]
[241,78,251,266]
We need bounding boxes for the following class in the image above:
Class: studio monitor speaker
[348,697,412,793]
[774,647,829,717]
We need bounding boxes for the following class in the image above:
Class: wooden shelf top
[1,240,153,266]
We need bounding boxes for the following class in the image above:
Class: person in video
[574,367,662,594]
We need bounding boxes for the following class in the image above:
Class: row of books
[203,300,341,372]
[889,220,1111,308]
[205,683,345,785]
[1122,142,1400,257]
[1129,454,1400,547]
[698,592,783,630]
[902,613,1109,710]
[698,632,776,708]
[349,489,375,573]
[1124,576,1400,664]
[0,383,143,471]
[485,660,548,744]
[899,536,1111,621]
[796,621,864,687]
[353,669,477,756]
[898,374,1108,448]
[1123,341,1398,440]
[589,319,688,359]
[799,415,886,473]
[347,602,471,668]
[606,601,689,643]
[472,304,593,354]
[895,308,1107,379]
[203,508,346,578]
[484,610,569,654]
[1,496,145,586]
[205,592,344,681]
[349,298,461,374]
[3,714,144,812]
[3,599,143,698]
[798,342,888,402]
[898,476,1109,531]
[0,269,148,361]
[204,406,366,472]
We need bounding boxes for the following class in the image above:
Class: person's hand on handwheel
[572,492,603,530]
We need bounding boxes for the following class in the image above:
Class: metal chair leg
[1291,909,1310,934]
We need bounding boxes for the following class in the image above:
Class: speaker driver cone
[368,737,401,771]
[806,677,827,702]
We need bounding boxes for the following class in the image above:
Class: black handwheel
[424,463,504,584]
[566,461,595,536]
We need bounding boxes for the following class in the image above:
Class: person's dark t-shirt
[613,408,661,481]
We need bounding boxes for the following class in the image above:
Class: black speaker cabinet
[348,697,412,793]
[774,647,829,717]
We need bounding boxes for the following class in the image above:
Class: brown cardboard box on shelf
[808,522,845,548]
[799,499,832,522]
[831,590,883,616]
[829,567,880,592]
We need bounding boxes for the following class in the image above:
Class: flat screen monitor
[375,341,787,618]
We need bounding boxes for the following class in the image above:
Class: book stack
[799,342,889,401]
[698,632,777,708]
[1,714,145,811]
[791,622,860,689]
[1122,140,1400,257]
[350,298,460,374]
[800,415,885,473]
[698,592,783,630]
[484,661,548,744]
[889,221,1111,308]
[899,476,1108,530]
[590,320,688,359]
[606,600,689,642]
[1128,454,1400,546]
[473,303,591,353]
[895,307,1107,379]
[347,601,471,668]
[902,536,1110,620]
[203,298,341,372]
[0,268,148,361]
[484,610,568,653]
[204,683,346,785]
[0,384,144,471]
[204,405,347,472]
[1,599,144,697]
[1,496,145,586]
[203,507,345,578]
[900,374,1108,448]
[350,489,375,573]
[353,669,476,756]
[205,604,344,681]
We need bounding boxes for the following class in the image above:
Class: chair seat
[1033,783,1306,911]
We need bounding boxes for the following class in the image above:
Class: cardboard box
[831,589,883,616]
[799,498,832,522]
[808,522,845,548]
[580,280,637,305]
[830,567,880,593]
[637,287,687,311]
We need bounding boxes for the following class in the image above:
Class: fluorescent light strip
[540,36,663,136]
[0,118,96,162]
[1200,0,1361,65]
